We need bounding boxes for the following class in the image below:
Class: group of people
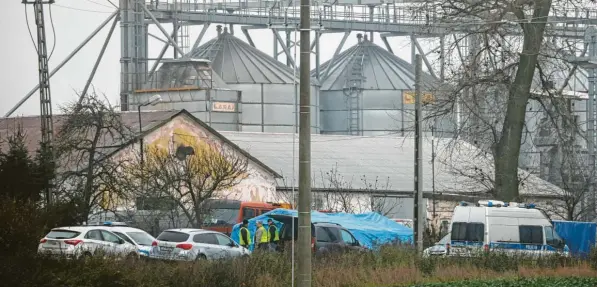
[238,218,280,251]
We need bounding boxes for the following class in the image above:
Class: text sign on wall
[212,101,236,112]
[402,91,435,105]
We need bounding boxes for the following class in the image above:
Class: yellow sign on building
[402,91,435,105]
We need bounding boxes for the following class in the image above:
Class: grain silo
[131,58,243,131]
[189,25,320,133]
[317,33,451,137]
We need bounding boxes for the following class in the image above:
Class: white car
[100,222,156,257]
[38,226,139,260]
[150,228,251,261]
[423,233,450,257]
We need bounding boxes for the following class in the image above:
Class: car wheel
[81,252,92,261]
[195,254,207,261]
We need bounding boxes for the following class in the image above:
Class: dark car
[267,214,368,254]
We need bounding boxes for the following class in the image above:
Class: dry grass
[2,248,596,287]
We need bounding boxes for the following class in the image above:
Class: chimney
[223,27,228,34]
[363,34,368,42]
[216,25,222,36]
[357,33,363,43]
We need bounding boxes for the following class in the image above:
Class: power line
[84,0,115,9]
[48,5,56,61]
[24,5,38,54]
[54,3,113,13]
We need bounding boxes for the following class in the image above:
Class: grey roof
[219,131,563,198]
[315,34,438,91]
[188,27,296,85]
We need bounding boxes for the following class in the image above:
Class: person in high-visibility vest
[254,221,269,250]
[267,218,280,251]
[239,219,251,249]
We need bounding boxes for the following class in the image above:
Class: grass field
[3,247,596,287]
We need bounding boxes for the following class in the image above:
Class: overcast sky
[2,0,420,117]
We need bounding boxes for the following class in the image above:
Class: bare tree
[53,93,133,222]
[425,0,587,200]
[125,138,249,228]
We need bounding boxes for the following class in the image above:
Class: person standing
[267,218,280,251]
[254,221,269,250]
[239,219,251,249]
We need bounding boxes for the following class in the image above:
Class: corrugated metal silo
[131,59,243,131]
[189,25,320,133]
[316,33,451,137]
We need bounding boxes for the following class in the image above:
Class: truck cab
[200,199,289,235]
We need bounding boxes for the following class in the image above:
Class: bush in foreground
[1,248,596,287]
[409,277,597,287]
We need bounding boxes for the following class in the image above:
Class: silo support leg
[381,35,394,54]
[322,31,350,81]
[413,38,438,79]
[242,28,256,47]
[191,23,211,51]
[141,4,185,56]
[273,29,296,68]
[149,28,179,80]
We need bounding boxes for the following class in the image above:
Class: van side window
[519,226,543,245]
[451,222,484,242]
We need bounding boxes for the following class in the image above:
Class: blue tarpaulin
[230,208,413,250]
[553,220,596,258]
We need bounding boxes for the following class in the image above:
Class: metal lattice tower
[24,0,55,145]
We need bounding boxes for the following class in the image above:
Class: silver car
[150,228,251,261]
[423,233,450,257]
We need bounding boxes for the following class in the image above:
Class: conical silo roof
[188,26,296,85]
[315,34,438,91]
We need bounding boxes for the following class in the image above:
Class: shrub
[407,277,597,287]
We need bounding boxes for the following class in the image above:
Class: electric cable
[48,4,57,61]
[24,5,38,54]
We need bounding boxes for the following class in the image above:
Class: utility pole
[23,0,55,206]
[297,0,312,284]
[413,54,424,252]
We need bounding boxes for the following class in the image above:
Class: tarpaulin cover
[230,208,413,250]
[553,220,597,258]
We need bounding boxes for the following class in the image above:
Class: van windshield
[451,222,484,242]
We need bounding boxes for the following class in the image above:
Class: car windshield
[437,234,450,245]
[203,208,239,225]
[46,230,81,239]
[126,231,155,246]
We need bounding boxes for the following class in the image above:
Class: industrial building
[8,0,597,222]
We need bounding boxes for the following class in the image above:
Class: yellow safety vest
[258,226,268,243]
[270,225,280,242]
[239,227,251,246]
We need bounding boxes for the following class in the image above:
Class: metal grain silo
[189,25,320,133]
[316,33,448,136]
[132,58,243,131]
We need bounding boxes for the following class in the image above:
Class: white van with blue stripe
[447,200,569,257]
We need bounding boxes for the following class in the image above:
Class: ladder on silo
[174,0,191,56]
[344,47,367,136]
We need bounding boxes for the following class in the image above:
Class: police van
[447,200,569,257]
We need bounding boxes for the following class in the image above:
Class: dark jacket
[268,224,278,243]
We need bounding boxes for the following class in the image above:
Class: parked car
[423,233,450,257]
[38,226,139,260]
[99,222,156,257]
[150,228,251,261]
[267,214,368,254]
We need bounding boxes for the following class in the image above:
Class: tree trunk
[494,0,552,201]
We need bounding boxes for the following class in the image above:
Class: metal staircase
[343,35,368,136]
[174,0,191,55]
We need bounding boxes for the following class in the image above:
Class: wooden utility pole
[413,54,424,252]
[297,0,312,284]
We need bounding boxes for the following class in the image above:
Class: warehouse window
[519,225,543,245]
